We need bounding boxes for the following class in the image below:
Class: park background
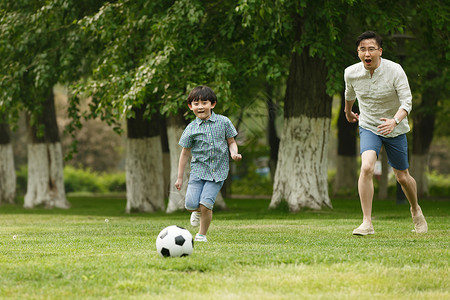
[1,0,449,212]
[0,1,449,299]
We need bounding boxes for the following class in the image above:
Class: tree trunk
[270,49,333,212]
[166,114,227,213]
[166,114,189,213]
[411,89,437,198]
[410,154,429,197]
[160,117,171,199]
[24,89,69,209]
[125,105,165,213]
[266,83,280,181]
[333,92,358,195]
[378,149,388,199]
[0,121,16,204]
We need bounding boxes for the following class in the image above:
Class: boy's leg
[196,180,224,238]
[185,175,203,227]
[198,204,212,235]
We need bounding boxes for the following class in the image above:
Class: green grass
[0,197,448,299]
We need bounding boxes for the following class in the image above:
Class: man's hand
[345,110,359,123]
[377,118,396,136]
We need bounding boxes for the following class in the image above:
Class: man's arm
[344,99,359,123]
[378,108,409,136]
[175,147,191,190]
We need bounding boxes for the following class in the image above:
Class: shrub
[100,172,126,193]
[63,166,107,193]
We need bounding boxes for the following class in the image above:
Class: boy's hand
[231,153,242,161]
[175,178,183,190]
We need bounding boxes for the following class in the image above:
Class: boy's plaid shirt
[179,112,238,182]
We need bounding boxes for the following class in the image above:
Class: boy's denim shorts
[359,127,409,171]
[185,174,224,211]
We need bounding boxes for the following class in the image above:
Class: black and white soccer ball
[156,225,194,257]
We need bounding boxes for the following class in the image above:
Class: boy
[175,86,242,242]
[344,31,427,235]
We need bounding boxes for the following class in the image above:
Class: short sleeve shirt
[344,58,412,137]
[179,112,238,182]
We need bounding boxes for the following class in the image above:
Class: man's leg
[393,169,420,214]
[358,150,378,224]
[393,168,427,233]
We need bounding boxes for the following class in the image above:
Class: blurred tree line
[0,0,448,211]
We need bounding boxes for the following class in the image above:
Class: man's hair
[356,31,383,48]
[187,86,217,104]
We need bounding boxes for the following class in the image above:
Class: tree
[25,89,69,208]
[0,1,104,208]
[405,0,450,197]
[0,117,16,204]
[73,0,248,212]
[236,0,353,211]
[126,104,165,212]
[334,92,358,195]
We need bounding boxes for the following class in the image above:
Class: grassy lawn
[0,196,448,299]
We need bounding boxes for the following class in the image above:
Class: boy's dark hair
[187,86,217,105]
[356,31,383,48]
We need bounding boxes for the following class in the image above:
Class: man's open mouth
[365,59,372,63]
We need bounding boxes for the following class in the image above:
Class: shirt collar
[195,111,216,125]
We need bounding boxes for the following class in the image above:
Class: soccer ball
[156,225,194,257]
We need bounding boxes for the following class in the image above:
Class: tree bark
[270,48,333,212]
[24,89,69,209]
[166,114,189,213]
[0,121,16,204]
[333,92,358,195]
[411,88,437,197]
[160,117,171,198]
[410,154,429,197]
[378,149,388,199]
[125,105,165,213]
[266,83,280,181]
[165,114,227,213]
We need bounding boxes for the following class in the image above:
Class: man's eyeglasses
[358,48,380,53]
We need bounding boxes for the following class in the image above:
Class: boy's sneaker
[190,211,200,227]
[194,233,207,242]
[352,223,375,236]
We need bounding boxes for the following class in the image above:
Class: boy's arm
[227,137,242,161]
[175,147,191,190]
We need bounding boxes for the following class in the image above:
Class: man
[344,31,427,235]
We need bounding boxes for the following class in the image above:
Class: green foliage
[0,0,103,125]
[0,197,448,298]
[231,164,273,195]
[101,172,127,193]
[63,166,108,194]
[15,166,126,195]
[428,171,450,197]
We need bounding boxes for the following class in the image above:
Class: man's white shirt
[344,58,412,137]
